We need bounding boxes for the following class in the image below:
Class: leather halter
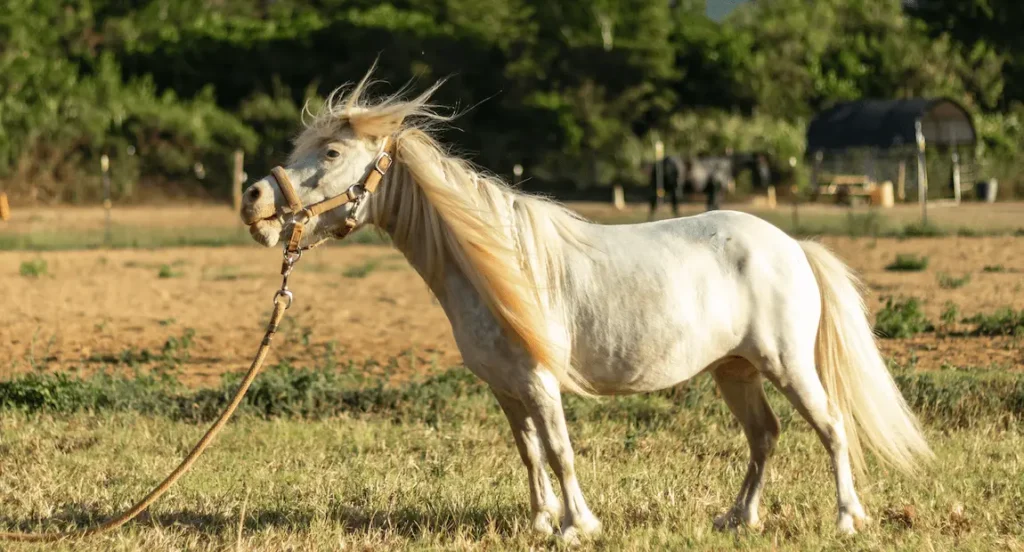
[269,136,395,256]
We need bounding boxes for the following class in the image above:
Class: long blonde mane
[297,70,592,394]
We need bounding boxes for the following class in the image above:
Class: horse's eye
[325,149,341,160]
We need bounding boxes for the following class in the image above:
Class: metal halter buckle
[373,151,392,175]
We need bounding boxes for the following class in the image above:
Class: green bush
[965,308,1024,337]
[885,254,929,272]
[899,223,947,238]
[19,259,48,278]
[874,297,934,338]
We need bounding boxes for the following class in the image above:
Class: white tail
[800,241,933,475]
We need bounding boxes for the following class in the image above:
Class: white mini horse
[240,74,932,541]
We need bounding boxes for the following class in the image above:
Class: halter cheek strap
[269,135,395,256]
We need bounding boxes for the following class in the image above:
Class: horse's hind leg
[491,389,561,534]
[759,348,867,534]
[518,370,600,542]
[712,359,781,531]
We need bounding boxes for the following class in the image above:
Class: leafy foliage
[965,308,1024,337]
[874,297,933,338]
[2,0,1023,201]
[18,259,48,278]
[885,254,930,272]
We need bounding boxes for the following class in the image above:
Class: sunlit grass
[0,367,1020,551]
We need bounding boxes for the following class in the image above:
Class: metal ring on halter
[274,289,294,309]
[283,248,302,267]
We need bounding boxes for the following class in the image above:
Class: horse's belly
[572,321,740,395]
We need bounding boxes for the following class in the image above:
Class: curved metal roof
[806,98,976,152]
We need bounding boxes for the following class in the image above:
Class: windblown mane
[298,69,593,395]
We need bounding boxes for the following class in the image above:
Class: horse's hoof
[837,515,857,535]
[560,514,601,544]
[714,509,760,532]
[713,511,736,532]
[837,505,870,534]
[531,511,555,535]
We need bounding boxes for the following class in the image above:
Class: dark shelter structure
[806,98,978,205]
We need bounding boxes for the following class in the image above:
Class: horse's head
[240,119,392,248]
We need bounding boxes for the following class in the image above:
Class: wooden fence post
[0,192,10,222]
[915,122,928,225]
[101,154,112,246]
[232,150,245,211]
[897,160,906,202]
[612,185,625,210]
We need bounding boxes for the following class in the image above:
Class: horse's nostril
[247,186,261,201]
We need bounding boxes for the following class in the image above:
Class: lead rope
[0,250,302,543]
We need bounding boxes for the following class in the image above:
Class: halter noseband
[269,135,395,256]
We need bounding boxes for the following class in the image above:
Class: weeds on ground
[874,297,933,338]
[19,259,48,278]
[885,254,929,272]
[899,222,946,237]
[1,359,1022,427]
[844,211,883,236]
[343,259,381,278]
[157,264,183,278]
[939,301,960,333]
[937,273,970,289]
[964,308,1024,337]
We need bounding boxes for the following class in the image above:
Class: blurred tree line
[1,0,1022,203]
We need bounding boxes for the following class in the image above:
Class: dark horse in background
[649,152,773,217]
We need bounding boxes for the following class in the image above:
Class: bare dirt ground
[2,204,1022,386]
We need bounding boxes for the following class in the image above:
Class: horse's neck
[370,160,579,318]
[370,167,498,299]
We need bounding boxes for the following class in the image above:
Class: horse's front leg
[492,390,561,535]
[519,370,601,543]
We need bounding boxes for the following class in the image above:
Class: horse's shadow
[0,501,527,539]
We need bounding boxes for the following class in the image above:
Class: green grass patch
[0,407,1020,550]
[157,264,183,278]
[0,226,255,251]
[936,272,970,289]
[343,259,381,278]
[1,361,1021,428]
[899,221,946,238]
[874,297,933,338]
[982,264,1007,273]
[964,308,1024,337]
[885,254,929,272]
[18,258,48,277]
[0,361,1021,550]
[0,224,391,251]
[939,301,960,331]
